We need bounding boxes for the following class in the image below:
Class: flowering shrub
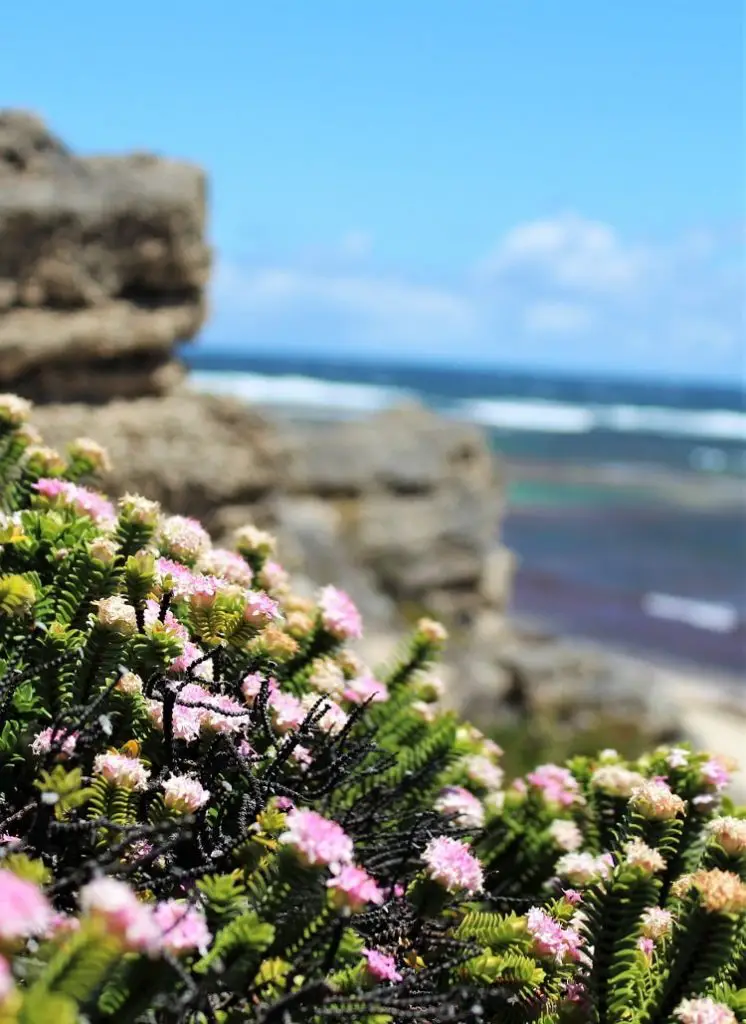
[0,392,743,1023]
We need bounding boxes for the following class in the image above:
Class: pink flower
[163,775,210,814]
[0,870,52,941]
[700,757,732,793]
[291,744,314,768]
[258,559,290,595]
[275,797,294,811]
[318,586,363,640]
[673,998,737,1024]
[237,739,256,759]
[241,672,278,706]
[434,786,485,829]
[0,957,13,1002]
[168,641,213,680]
[79,878,160,954]
[343,673,390,705]
[243,590,281,627]
[362,948,402,983]
[562,889,583,906]
[155,559,202,599]
[153,901,212,956]
[269,690,307,733]
[623,839,666,875]
[197,548,254,586]
[0,835,20,847]
[34,479,115,524]
[547,819,583,852]
[144,600,190,643]
[462,755,504,792]
[422,836,484,895]
[31,726,78,760]
[157,515,211,563]
[526,907,583,964]
[279,810,354,871]
[526,764,580,807]
[327,865,384,913]
[637,936,655,958]
[93,752,150,791]
[43,912,81,940]
[555,851,613,887]
[147,696,202,743]
[630,779,686,821]
[176,686,248,735]
[707,816,746,856]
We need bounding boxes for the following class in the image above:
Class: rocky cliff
[0,111,209,402]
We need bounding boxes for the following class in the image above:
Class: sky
[2,1,744,381]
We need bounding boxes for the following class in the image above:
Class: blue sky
[3,1,744,380]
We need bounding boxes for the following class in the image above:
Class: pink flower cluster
[318,586,363,640]
[422,836,484,895]
[80,878,210,957]
[343,673,389,705]
[525,906,583,964]
[34,479,115,525]
[362,948,402,983]
[673,998,737,1024]
[148,683,248,742]
[280,809,354,871]
[197,547,254,586]
[0,870,52,942]
[93,752,151,791]
[525,764,580,807]
[156,515,211,563]
[434,786,485,829]
[162,774,211,814]
[31,726,78,760]
[327,865,384,914]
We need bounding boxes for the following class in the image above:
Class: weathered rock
[0,111,210,402]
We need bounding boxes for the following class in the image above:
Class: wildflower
[167,641,212,680]
[241,672,278,706]
[118,492,161,526]
[157,515,211,563]
[43,912,81,940]
[362,948,402,983]
[269,690,307,733]
[88,537,118,565]
[673,997,737,1024]
[147,694,202,744]
[307,657,346,698]
[629,778,686,820]
[153,901,212,956]
[0,870,51,941]
[623,839,667,875]
[279,810,354,871]
[68,437,111,473]
[93,596,137,635]
[547,819,583,852]
[707,816,746,856]
[343,672,389,704]
[318,585,363,640]
[291,745,314,768]
[250,625,298,661]
[93,752,150,791]
[0,394,31,426]
[155,558,201,598]
[197,692,248,735]
[700,756,733,792]
[242,590,281,627]
[562,889,583,906]
[525,907,583,964]
[115,671,143,696]
[434,786,485,829]
[555,851,613,887]
[463,754,504,792]
[411,700,438,723]
[327,865,384,913]
[665,747,691,769]
[422,836,484,895]
[637,936,655,959]
[197,547,253,586]
[79,877,160,954]
[258,559,290,596]
[25,445,66,474]
[34,479,115,524]
[416,617,448,646]
[233,524,276,560]
[526,764,580,807]
[688,869,746,914]
[286,610,315,639]
[591,764,646,797]
[640,906,674,940]
[31,726,78,760]
[162,775,211,814]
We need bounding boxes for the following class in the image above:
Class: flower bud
[0,394,32,427]
[67,437,112,474]
[94,596,137,636]
[118,493,161,527]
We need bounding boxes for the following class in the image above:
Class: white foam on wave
[190,371,413,414]
[454,398,746,441]
[641,593,740,633]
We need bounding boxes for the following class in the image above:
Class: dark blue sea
[184,348,746,675]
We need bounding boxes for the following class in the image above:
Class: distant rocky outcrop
[0,111,210,403]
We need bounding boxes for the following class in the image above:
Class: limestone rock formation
[0,111,210,402]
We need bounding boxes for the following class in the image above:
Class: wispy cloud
[206,213,744,378]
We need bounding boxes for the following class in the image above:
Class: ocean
[184,349,746,676]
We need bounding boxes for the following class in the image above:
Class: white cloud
[478,212,652,295]
[206,214,743,378]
